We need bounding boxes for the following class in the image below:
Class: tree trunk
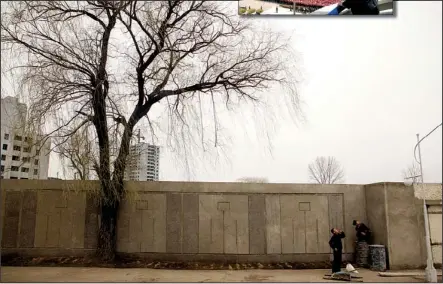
[97,196,120,261]
[96,174,126,261]
[96,122,135,261]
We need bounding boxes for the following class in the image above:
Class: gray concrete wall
[428,203,442,266]
[365,183,441,270]
[364,183,389,248]
[0,180,365,263]
[384,183,427,269]
[1,180,440,269]
[414,183,442,267]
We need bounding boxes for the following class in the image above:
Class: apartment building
[124,142,160,181]
[0,96,51,179]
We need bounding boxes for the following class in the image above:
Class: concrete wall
[1,180,441,269]
[415,183,443,267]
[1,180,367,263]
[383,183,427,269]
[365,182,442,269]
[428,203,442,266]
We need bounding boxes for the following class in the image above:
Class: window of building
[36,150,40,155]
[1,155,5,161]
[11,166,19,171]
[24,136,31,143]
[14,135,22,141]
[12,155,20,161]
[0,165,4,172]
[13,145,21,151]
[34,159,39,165]
[21,167,29,173]
[4,133,9,140]
[10,176,18,179]
[33,169,38,175]
[2,144,7,150]
[23,147,30,153]
[20,178,28,180]
[22,157,30,163]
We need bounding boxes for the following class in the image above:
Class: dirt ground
[2,266,442,283]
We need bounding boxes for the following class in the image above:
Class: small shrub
[256,8,263,14]
[247,8,256,14]
[239,7,246,14]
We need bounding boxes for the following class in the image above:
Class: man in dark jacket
[353,220,371,242]
[338,0,380,15]
[329,228,346,273]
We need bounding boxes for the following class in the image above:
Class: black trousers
[332,249,343,273]
[351,7,380,15]
[357,232,371,243]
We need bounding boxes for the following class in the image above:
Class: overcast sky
[48,1,442,184]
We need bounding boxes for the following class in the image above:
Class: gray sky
[49,1,442,184]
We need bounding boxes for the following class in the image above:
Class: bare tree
[237,177,268,183]
[54,125,98,180]
[1,1,300,260]
[308,156,345,184]
[402,162,421,183]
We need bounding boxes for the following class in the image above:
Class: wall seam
[383,183,391,268]
[264,195,268,254]
[279,194,283,254]
[180,193,184,254]
[17,191,24,248]
[362,186,369,225]
[341,192,346,253]
[0,189,4,247]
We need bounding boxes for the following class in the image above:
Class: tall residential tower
[1,96,51,179]
[124,142,160,181]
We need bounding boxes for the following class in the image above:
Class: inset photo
[238,0,394,16]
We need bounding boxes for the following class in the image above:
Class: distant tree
[237,177,268,183]
[54,125,98,180]
[308,156,344,184]
[402,162,421,184]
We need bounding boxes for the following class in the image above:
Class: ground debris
[2,254,336,270]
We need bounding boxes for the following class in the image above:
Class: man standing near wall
[353,220,371,242]
[353,220,372,267]
[329,228,346,273]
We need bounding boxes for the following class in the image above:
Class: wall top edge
[0,180,368,194]
[2,180,440,194]
[2,180,440,185]
[365,182,442,186]
[413,183,442,200]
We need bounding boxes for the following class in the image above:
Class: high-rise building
[124,142,160,181]
[1,96,51,180]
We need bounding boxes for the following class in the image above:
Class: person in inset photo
[338,0,380,15]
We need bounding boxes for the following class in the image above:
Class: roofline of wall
[1,180,366,194]
[1,180,441,195]
[366,182,442,186]
[2,180,440,185]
